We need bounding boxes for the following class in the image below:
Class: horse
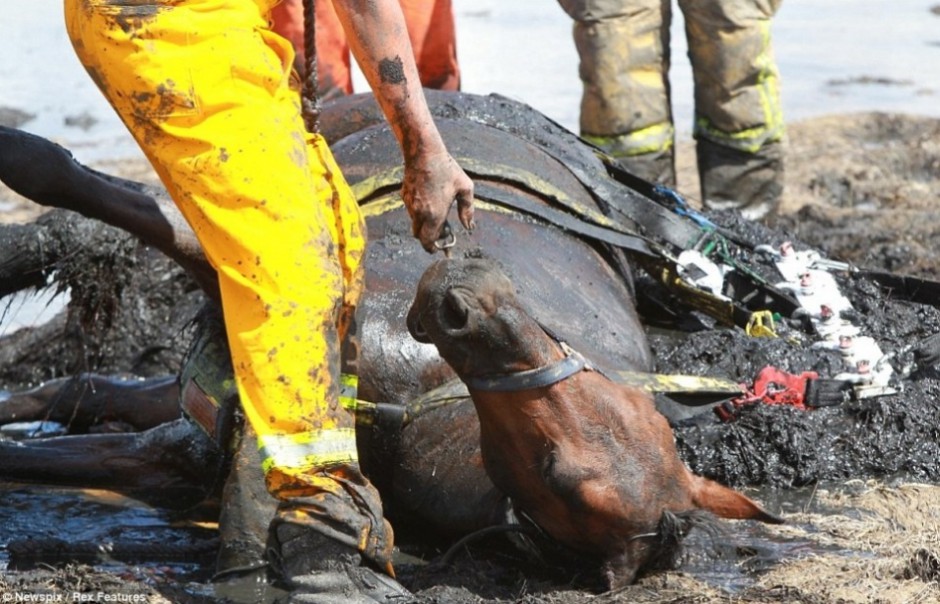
[0,91,779,588]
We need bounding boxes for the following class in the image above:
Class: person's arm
[331,0,474,252]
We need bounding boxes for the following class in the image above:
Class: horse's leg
[0,374,180,431]
[0,126,218,301]
[0,418,220,507]
[385,396,508,540]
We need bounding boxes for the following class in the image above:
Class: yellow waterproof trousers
[558,0,784,166]
[65,0,393,569]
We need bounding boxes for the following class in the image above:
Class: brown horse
[407,256,781,587]
[0,91,778,587]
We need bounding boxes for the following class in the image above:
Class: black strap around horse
[301,0,320,133]
[463,323,597,392]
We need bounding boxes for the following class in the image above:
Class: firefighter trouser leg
[65,0,394,572]
[273,0,459,96]
[400,0,460,91]
[679,0,785,219]
[557,0,676,186]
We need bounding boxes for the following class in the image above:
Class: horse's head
[407,256,553,378]
[408,257,782,589]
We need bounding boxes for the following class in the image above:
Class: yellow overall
[65,0,393,569]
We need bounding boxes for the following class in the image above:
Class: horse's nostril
[442,298,469,331]
[410,322,430,342]
[406,305,432,342]
[440,288,472,336]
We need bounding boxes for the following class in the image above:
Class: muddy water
[0,477,858,601]
[0,483,287,602]
[2,0,939,166]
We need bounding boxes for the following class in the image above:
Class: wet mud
[2,108,940,602]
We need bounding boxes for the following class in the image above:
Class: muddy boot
[268,523,412,604]
[214,425,279,579]
[697,138,784,221]
[612,150,677,187]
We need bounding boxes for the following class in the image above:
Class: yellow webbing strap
[654,260,738,327]
[352,370,741,428]
[339,373,359,411]
[350,157,638,238]
[610,370,743,397]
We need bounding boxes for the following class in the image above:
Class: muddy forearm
[330,1,475,250]
[331,0,447,162]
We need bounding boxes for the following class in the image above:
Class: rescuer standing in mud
[64,0,474,601]
[558,0,786,220]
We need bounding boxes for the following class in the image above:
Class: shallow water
[1,0,938,166]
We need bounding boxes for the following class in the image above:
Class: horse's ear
[690,476,785,525]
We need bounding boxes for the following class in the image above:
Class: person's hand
[401,149,474,253]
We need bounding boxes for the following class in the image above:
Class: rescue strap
[357,369,746,433]
[354,370,747,462]
[351,155,659,255]
[470,181,664,264]
[481,113,709,249]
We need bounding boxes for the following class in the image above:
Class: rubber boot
[268,522,412,604]
[214,425,279,579]
[697,138,784,221]
[612,150,677,188]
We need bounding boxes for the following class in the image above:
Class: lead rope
[301,0,320,133]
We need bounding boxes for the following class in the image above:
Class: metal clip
[433,221,456,257]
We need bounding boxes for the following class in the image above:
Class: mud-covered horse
[0,91,784,587]
[407,256,781,586]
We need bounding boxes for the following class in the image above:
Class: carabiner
[433,221,456,257]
